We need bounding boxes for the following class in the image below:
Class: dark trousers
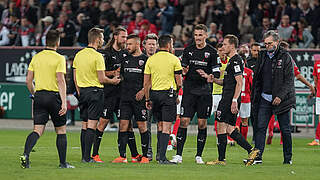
[255,98,292,162]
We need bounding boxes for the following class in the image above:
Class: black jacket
[251,47,296,117]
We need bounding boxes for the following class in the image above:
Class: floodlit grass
[0,130,319,180]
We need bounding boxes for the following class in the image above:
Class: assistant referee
[144,35,182,164]
[21,30,74,169]
[73,27,120,163]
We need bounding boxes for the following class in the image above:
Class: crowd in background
[0,0,320,48]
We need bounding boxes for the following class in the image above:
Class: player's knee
[179,119,189,128]
[198,120,207,129]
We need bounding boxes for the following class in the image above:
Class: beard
[117,41,125,50]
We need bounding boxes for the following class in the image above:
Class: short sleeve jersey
[181,44,220,95]
[73,47,105,88]
[221,54,244,101]
[102,47,128,94]
[121,53,148,99]
[28,49,66,92]
[144,50,182,90]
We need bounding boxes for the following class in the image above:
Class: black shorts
[79,87,104,121]
[150,90,176,122]
[33,90,66,127]
[180,92,212,119]
[120,99,147,121]
[215,97,240,126]
[101,95,120,119]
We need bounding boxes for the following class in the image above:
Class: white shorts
[316,97,320,115]
[177,95,183,115]
[239,103,251,118]
[211,94,222,114]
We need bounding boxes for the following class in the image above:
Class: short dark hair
[127,34,140,42]
[194,24,208,32]
[88,27,104,44]
[216,42,223,49]
[251,42,260,48]
[158,34,172,48]
[224,34,239,48]
[46,30,60,47]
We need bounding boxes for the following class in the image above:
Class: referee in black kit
[144,35,182,164]
[73,28,120,163]
[20,30,74,168]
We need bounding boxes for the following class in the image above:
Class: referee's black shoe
[20,154,30,168]
[59,162,75,168]
[158,158,177,165]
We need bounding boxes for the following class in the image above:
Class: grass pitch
[0,129,319,180]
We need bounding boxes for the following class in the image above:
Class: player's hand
[146,101,152,110]
[231,101,238,114]
[176,97,180,105]
[309,85,316,96]
[235,126,240,131]
[59,103,67,116]
[182,66,189,75]
[110,76,121,85]
[135,89,145,101]
[272,97,281,106]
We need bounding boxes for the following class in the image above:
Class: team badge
[204,52,210,58]
[141,110,147,116]
[277,59,282,66]
[139,60,145,66]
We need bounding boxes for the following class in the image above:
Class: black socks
[24,131,40,156]
[230,128,253,154]
[56,134,67,164]
[196,128,207,157]
[92,129,104,156]
[217,133,227,161]
[176,127,187,156]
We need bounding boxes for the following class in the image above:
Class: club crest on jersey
[205,52,210,58]
[141,110,147,116]
[139,60,145,66]
[277,59,282,66]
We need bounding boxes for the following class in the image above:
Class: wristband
[232,98,237,102]
[145,99,150,102]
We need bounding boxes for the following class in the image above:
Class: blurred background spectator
[0,0,319,48]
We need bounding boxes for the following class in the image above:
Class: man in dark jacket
[54,12,76,46]
[251,30,295,165]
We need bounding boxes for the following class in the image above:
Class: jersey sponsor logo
[190,60,208,66]
[204,52,210,58]
[234,65,241,73]
[139,60,145,66]
[124,68,143,73]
